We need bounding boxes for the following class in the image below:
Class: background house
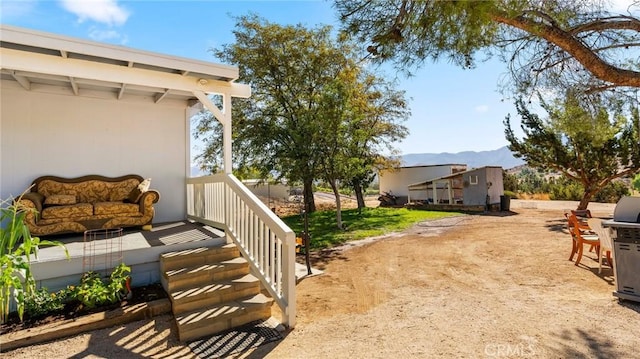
[408,166,504,207]
[378,164,467,205]
[242,179,290,202]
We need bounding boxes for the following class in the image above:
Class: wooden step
[170,274,260,315]
[159,244,239,272]
[175,293,273,342]
[161,257,250,293]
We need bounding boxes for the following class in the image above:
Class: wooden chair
[587,218,613,274]
[567,213,600,267]
[570,209,596,252]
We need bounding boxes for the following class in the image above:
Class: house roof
[395,164,467,170]
[0,25,250,103]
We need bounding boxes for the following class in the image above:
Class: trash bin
[500,195,511,212]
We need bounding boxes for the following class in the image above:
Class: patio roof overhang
[0,25,249,173]
[408,174,459,191]
[0,25,250,103]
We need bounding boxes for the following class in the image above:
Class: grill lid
[613,196,640,223]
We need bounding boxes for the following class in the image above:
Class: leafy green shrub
[594,181,629,203]
[549,177,629,203]
[71,263,131,309]
[24,287,70,318]
[503,190,518,199]
[549,179,583,201]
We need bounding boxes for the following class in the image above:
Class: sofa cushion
[44,194,77,205]
[94,202,141,216]
[41,203,93,220]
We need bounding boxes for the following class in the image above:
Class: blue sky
[1,0,634,155]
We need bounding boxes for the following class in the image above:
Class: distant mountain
[401,146,525,170]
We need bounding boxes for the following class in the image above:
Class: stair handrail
[186,173,296,328]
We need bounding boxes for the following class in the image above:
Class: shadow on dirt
[545,217,569,233]
[551,328,618,359]
[476,210,520,217]
[298,248,350,272]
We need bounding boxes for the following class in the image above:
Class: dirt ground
[3,199,640,358]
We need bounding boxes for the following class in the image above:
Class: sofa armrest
[138,190,160,214]
[15,192,44,224]
[18,192,44,215]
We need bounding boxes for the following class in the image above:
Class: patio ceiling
[0,25,250,103]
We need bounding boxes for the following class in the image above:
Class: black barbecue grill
[603,196,640,303]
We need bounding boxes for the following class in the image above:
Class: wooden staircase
[160,244,274,342]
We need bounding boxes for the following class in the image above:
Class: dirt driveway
[4,200,640,358]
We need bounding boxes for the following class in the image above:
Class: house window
[469,175,478,185]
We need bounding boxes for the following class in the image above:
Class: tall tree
[335,1,640,101]
[343,74,410,210]
[193,15,408,217]
[504,93,640,210]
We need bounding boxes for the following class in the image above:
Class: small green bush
[24,287,70,318]
[503,190,518,199]
[71,263,131,309]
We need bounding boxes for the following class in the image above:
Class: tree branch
[569,16,640,34]
[492,11,640,87]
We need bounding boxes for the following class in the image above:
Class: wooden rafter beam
[154,89,170,103]
[11,70,30,90]
[1,47,251,98]
[69,76,79,95]
[118,83,126,99]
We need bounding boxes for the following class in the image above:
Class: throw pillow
[127,187,143,203]
[138,178,151,192]
[44,194,77,205]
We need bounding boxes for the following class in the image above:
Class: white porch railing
[186,173,296,328]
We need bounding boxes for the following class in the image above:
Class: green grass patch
[282,207,459,250]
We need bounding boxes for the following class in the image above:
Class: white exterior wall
[0,81,188,223]
[243,180,290,201]
[379,165,464,199]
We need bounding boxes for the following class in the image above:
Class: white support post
[192,90,233,174]
[433,182,438,204]
[223,94,232,174]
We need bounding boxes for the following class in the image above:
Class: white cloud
[59,0,130,26]
[88,27,128,44]
[475,105,489,113]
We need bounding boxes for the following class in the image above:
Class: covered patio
[1,25,296,328]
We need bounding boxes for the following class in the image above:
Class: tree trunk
[303,178,316,213]
[329,179,343,229]
[352,180,366,210]
[577,190,594,210]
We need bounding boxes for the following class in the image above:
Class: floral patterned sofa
[18,174,160,236]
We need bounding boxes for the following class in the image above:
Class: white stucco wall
[0,81,189,223]
[242,180,290,202]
